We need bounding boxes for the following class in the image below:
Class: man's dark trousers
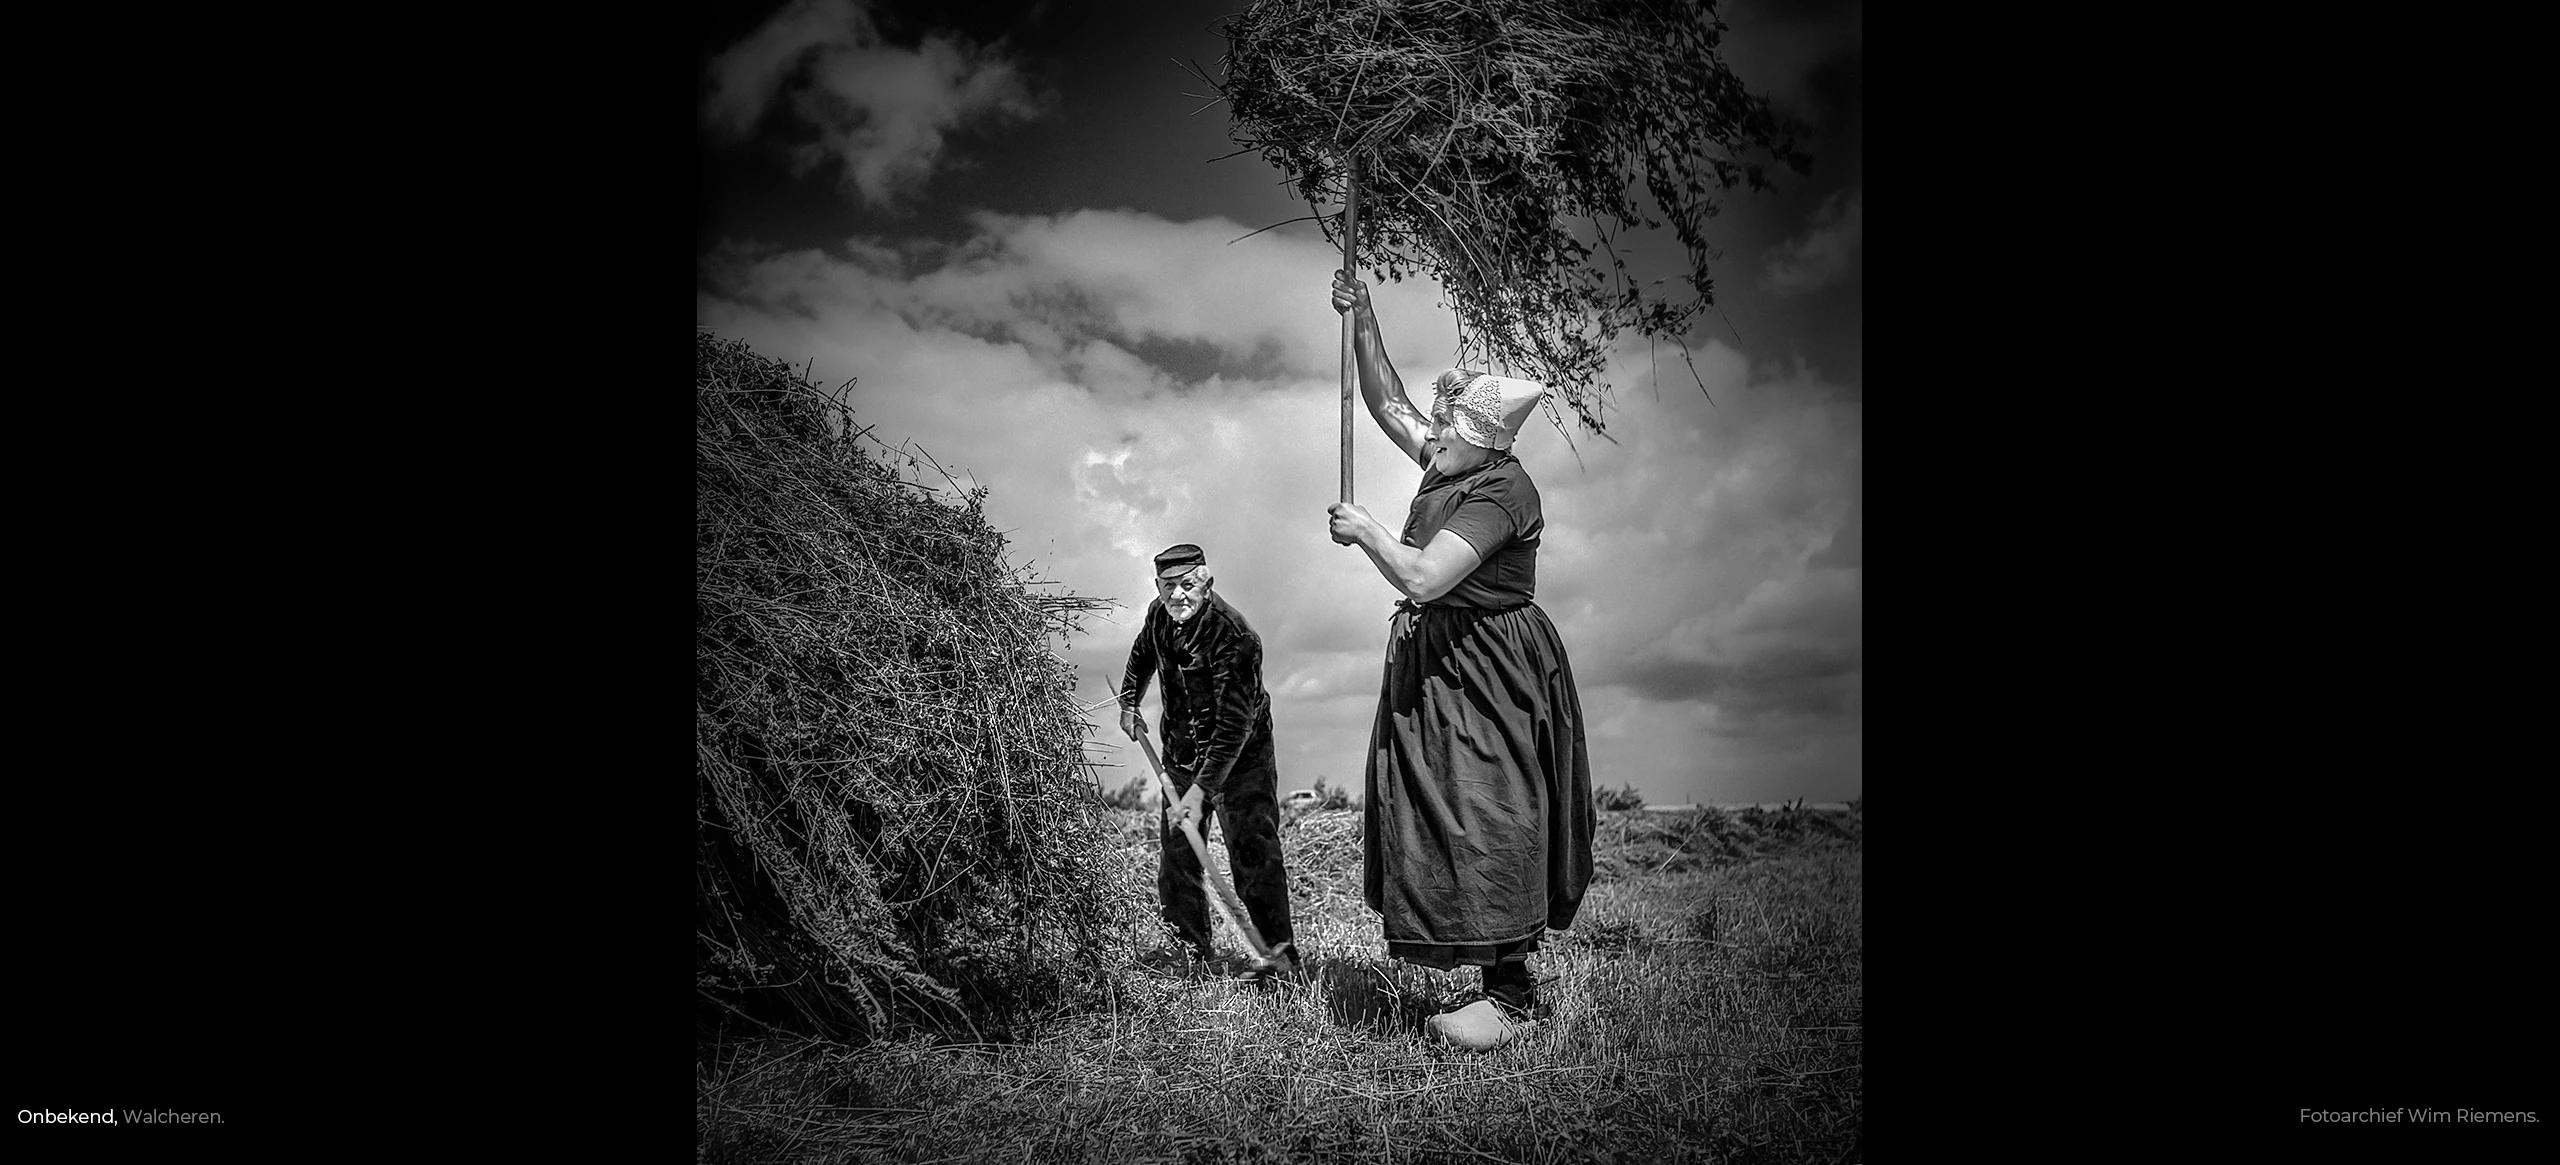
[1156,710,1294,961]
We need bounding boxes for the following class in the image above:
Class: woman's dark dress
[1362,452,1594,969]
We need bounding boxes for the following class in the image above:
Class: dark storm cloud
[1762,187,1862,296]
[703,0,1054,210]
[1618,643,1861,719]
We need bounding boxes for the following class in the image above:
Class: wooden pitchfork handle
[1136,732,1291,973]
[1339,165,1359,505]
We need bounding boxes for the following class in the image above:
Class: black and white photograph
[694,0,1863,1159]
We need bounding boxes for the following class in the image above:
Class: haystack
[696,331,1130,1041]
[1207,0,1808,437]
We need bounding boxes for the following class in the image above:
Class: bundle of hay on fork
[1205,0,1809,439]
[696,332,1131,1042]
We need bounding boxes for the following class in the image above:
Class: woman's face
[1425,407,1496,476]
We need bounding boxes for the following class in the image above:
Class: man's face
[1157,567,1212,623]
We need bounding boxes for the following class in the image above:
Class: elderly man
[1120,543,1297,977]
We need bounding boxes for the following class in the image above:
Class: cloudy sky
[697,0,1864,806]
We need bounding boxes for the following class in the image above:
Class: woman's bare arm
[1332,272,1433,466]
[1327,506,1484,603]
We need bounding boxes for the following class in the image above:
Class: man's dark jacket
[1120,590,1272,796]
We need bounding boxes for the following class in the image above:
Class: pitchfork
[1134,733,1296,979]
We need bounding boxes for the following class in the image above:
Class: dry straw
[695,332,1133,1042]
[1206,0,1808,439]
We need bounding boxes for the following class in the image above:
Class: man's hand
[1120,705,1146,741]
[1170,782,1207,832]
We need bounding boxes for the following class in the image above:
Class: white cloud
[701,0,1049,209]
[701,0,871,141]
[698,208,1859,805]
[1760,187,1863,297]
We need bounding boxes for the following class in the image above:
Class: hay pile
[1277,804,1366,925]
[1209,0,1808,437]
[696,331,1131,1042]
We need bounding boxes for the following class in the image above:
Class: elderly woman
[1325,271,1595,1050]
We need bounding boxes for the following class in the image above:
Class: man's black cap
[1154,543,1207,578]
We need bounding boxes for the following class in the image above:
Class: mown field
[698,803,1862,1164]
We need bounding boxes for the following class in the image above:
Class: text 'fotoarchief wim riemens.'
[2300,1109,2540,1124]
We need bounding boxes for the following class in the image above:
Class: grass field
[698,803,1862,1164]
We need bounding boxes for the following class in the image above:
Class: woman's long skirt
[1363,601,1593,969]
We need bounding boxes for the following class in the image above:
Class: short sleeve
[1437,486,1518,560]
